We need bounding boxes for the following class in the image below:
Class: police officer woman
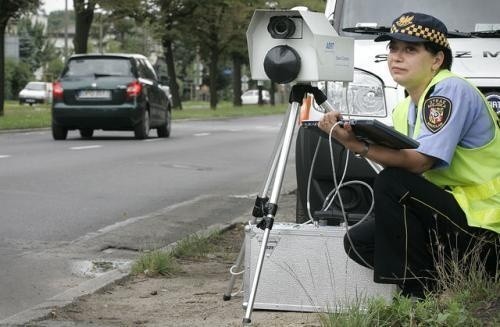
[318,12,499,298]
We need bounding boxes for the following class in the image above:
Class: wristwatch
[354,140,370,157]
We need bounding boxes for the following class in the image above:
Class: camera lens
[267,16,296,39]
[264,45,301,84]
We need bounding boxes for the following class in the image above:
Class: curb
[0,269,129,326]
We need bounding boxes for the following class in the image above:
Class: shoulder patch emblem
[422,96,452,133]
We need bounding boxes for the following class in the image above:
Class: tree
[189,0,254,109]
[153,0,198,110]
[73,0,96,54]
[0,0,40,115]
[18,17,48,72]
[225,1,256,107]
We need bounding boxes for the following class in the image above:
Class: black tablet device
[301,119,419,149]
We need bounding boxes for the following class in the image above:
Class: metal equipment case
[244,222,396,312]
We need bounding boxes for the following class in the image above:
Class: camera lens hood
[264,45,301,84]
[267,16,296,39]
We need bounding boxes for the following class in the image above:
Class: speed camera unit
[246,9,354,84]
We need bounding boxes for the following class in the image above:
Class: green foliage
[131,250,180,277]
[47,10,76,33]
[172,230,223,259]
[320,240,500,327]
[17,17,49,72]
[46,58,65,81]
[3,59,32,100]
[131,229,224,278]
[0,0,41,23]
[0,101,50,129]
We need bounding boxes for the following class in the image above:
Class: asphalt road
[0,115,298,320]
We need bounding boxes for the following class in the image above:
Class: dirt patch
[41,224,323,326]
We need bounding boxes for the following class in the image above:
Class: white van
[295,0,500,222]
[323,0,500,121]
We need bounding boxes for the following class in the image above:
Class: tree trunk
[232,54,242,107]
[258,84,263,106]
[208,49,218,110]
[0,21,6,116]
[73,0,95,54]
[270,82,276,106]
[162,38,182,110]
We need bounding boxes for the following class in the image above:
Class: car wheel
[80,129,94,139]
[134,109,150,139]
[157,109,171,138]
[52,122,68,140]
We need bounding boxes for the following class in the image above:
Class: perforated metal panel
[244,223,396,312]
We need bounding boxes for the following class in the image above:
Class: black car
[51,53,171,140]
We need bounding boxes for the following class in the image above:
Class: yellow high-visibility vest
[392,70,500,233]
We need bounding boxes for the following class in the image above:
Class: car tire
[80,129,94,139]
[134,109,150,139]
[157,109,171,138]
[52,122,68,140]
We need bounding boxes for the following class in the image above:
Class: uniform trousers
[343,167,499,297]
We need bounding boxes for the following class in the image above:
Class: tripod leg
[222,107,292,301]
[222,238,245,301]
[243,101,301,324]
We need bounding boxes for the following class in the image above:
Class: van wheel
[52,122,68,140]
[157,109,171,138]
[80,129,94,139]
[134,110,150,139]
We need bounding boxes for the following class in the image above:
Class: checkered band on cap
[390,23,450,49]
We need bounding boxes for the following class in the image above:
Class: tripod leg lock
[256,217,274,231]
[266,203,278,217]
[252,195,269,218]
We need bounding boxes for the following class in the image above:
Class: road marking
[70,145,102,150]
[0,155,11,159]
[194,132,210,136]
[144,138,161,142]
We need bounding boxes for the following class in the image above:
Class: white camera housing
[246,9,354,83]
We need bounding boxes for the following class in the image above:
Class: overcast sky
[42,0,74,14]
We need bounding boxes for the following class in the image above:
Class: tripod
[222,84,334,325]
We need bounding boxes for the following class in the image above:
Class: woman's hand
[318,112,359,149]
[318,112,436,174]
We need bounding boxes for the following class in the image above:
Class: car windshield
[338,0,499,38]
[26,82,46,90]
[65,58,133,77]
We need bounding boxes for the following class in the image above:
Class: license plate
[78,90,111,99]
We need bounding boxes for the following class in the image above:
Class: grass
[132,224,499,325]
[0,101,51,130]
[131,229,224,277]
[0,100,288,131]
[319,240,499,327]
